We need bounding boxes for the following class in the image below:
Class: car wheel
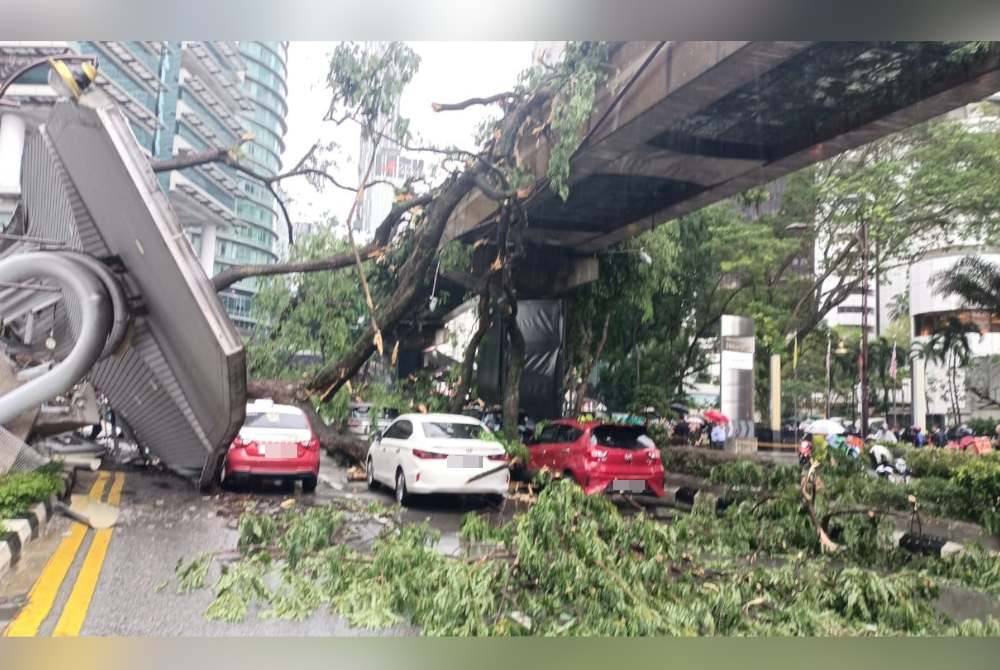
[394,468,411,507]
[563,470,579,487]
[485,494,505,508]
[366,457,378,490]
[302,476,318,494]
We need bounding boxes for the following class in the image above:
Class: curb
[0,468,76,579]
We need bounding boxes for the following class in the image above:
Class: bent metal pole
[0,252,113,426]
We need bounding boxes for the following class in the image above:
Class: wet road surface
[0,452,513,636]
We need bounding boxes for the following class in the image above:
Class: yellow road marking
[53,471,125,637]
[3,472,110,637]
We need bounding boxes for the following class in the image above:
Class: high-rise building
[356,122,425,242]
[218,41,289,329]
[0,41,287,331]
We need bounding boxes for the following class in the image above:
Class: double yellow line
[3,471,125,637]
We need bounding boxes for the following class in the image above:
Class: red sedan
[222,400,321,492]
[528,420,664,497]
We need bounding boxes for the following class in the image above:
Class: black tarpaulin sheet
[477,300,563,420]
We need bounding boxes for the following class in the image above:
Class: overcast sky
[280,42,536,225]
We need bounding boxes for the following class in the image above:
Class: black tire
[485,494,505,508]
[563,470,578,486]
[394,468,411,507]
[302,476,318,494]
[366,457,378,490]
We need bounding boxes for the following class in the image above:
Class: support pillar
[912,357,927,432]
[720,315,757,453]
[770,354,781,437]
[198,222,218,277]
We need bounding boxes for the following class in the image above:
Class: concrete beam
[442,41,811,245]
[573,55,1000,252]
[515,254,599,298]
[572,41,812,180]
[598,145,763,186]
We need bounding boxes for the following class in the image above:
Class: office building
[0,41,287,331]
[355,119,426,242]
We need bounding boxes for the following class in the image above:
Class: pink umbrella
[704,409,729,424]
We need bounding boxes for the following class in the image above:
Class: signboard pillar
[720,315,757,454]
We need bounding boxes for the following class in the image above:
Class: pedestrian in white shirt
[710,423,726,450]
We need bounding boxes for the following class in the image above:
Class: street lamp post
[826,331,832,419]
[859,215,870,439]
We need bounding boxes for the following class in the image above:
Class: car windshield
[245,411,309,430]
[422,422,486,439]
[592,425,648,450]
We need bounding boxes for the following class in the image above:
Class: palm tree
[926,318,978,426]
[935,256,1000,312]
[910,339,937,425]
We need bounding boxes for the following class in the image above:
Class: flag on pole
[889,342,898,380]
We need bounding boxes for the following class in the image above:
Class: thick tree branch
[432,92,514,112]
[211,193,431,291]
[212,246,383,292]
[307,168,483,402]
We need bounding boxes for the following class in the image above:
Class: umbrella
[704,409,729,424]
[686,414,706,425]
[670,402,690,416]
[806,419,846,435]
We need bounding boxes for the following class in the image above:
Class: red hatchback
[222,400,321,492]
[528,420,664,497]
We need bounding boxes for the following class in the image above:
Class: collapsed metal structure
[0,96,246,487]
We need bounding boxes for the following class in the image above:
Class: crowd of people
[795,419,1000,479]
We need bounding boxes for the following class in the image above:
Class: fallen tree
[151,42,615,459]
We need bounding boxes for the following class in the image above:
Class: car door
[530,423,561,471]
[554,425,583,473]
[376,419,408,482]
[369,420,391,482]
[383,419,413,481]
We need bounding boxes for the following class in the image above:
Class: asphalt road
[0,452,513,637]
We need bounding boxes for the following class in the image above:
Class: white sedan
[365,413,510,506]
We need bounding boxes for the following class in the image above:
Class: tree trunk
[573,313,610,415]
[449,291,493,412]
[245,378,367,463]
[951,354,962,426]
[502,311,526,441]
[303,169,478,402]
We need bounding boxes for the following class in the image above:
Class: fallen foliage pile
[175,480,1000,635]
[667,448,1000,534]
